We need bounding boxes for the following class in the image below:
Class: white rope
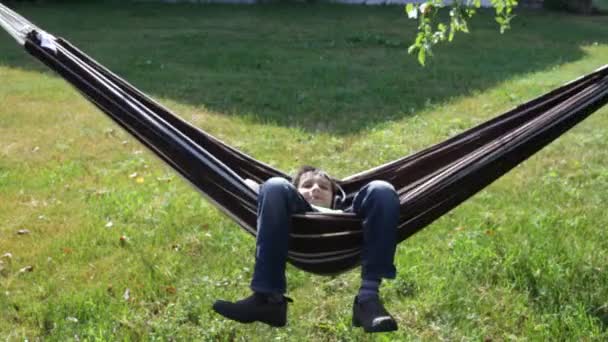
[0,2,47,46]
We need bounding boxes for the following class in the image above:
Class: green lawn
[1,2,608,340]
[595,0,608,10]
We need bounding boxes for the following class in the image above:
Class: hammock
[2,4,607,275]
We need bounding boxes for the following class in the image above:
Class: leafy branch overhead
[406,0,518,65]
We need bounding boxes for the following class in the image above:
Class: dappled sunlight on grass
[2,4,607,135]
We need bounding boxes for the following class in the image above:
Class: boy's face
[297,171,333,208]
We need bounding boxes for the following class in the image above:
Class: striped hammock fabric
[2,3,607,275]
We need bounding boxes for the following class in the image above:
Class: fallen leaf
[1,253,12,262]
[165,286,177,295]
[19,265,34,274]
[63,247,73,254]
[119,235,129,246]
[135,177,144,184]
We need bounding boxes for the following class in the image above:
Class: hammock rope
[1,2,607,275]
[0,3,33,45]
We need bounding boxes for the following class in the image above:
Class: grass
[1,2,608,340]
[595,0,608,10]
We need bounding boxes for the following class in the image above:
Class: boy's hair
[293,165,337,199]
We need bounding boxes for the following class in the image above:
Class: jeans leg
[350,180,400,280]
[250,177,312,294]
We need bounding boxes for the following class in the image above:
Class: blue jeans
[250,177,399,294]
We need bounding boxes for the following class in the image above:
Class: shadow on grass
[0,3,606,135]
[589,305,608,331]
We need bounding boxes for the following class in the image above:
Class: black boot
[213,293,292,327]
[352,295,398,333]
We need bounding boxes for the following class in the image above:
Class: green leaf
[418,47,426,66]
[407,44,418,55]
[406,4,418,19]
[406,0,515,65]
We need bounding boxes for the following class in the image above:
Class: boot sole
[213,302,287,327]
[352,315,397,333]
[259,318,287,327]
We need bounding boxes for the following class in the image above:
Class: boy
[213,166,400,333]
